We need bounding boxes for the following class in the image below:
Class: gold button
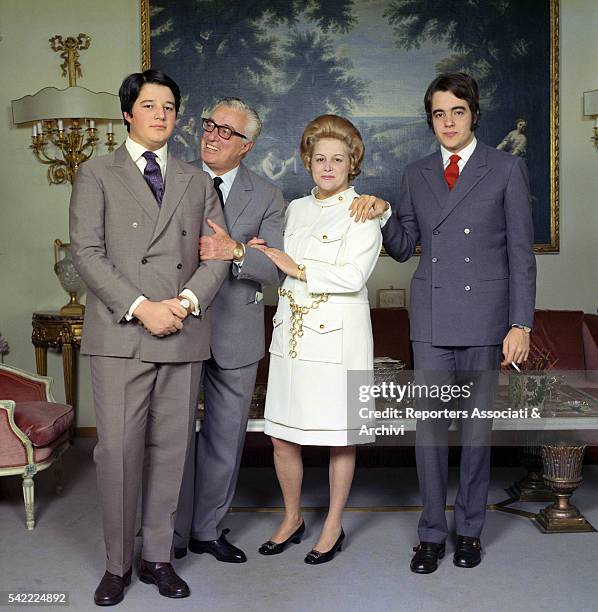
[338,195,344,201]
[320,324,325,329]
[322,234,328,240]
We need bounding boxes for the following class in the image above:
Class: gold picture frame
[377,288,406,309]
[140,0,559,253]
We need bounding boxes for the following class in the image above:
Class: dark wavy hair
[119,70,181,132]
[424,72,481,130]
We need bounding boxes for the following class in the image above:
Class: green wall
[0,1,596,427]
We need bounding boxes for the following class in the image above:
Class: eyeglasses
[201,118,247,140]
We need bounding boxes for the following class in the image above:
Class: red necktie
[444,154,461,190]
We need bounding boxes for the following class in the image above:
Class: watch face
[180,298,190,309]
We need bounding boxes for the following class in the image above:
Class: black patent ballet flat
[304,528,345,565]
[258,521,305,556]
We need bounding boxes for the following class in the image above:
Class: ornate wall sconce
[583,89,598,149]
[11,34,122,185]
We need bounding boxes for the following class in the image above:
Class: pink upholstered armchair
[0,364,73,529]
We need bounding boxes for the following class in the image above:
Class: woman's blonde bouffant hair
[300,114,365,181]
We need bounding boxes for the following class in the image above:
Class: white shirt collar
[310,185,357,208]
[440,136,477,168]
[201,162,239,203]
[126,136,168,166]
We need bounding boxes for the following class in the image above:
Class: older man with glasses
[174,98,285,565]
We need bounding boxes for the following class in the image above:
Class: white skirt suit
[264,186,382,446]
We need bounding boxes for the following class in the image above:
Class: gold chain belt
[278,287,329,358]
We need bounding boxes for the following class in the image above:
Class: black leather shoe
[94,568,132,606]
[138,560,190,598]
[188,528,247,563]
[453,535,482,568]
[259,521,305,556]
[304,528,345,565]
[410,542,445,574]
[173,547,187,560]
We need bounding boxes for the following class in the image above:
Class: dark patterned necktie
[444,154,461,190]
[213,176,225,207]
[142,151,164,205]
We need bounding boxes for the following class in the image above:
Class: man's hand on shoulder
[349,195,389,223]
[133,300,185,337]
[199,219,236,260]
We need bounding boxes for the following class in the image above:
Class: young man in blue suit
[351,72,536,573]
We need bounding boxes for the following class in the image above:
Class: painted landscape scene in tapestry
[149,0,552,246]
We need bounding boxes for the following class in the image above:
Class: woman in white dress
[252,115,382,564]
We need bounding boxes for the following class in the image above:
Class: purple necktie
[142,151,164,205]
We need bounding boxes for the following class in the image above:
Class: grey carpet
[0,439,597,612]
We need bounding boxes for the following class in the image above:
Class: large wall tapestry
[141,0,559,252]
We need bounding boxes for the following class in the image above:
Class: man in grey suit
[352,73,536,573]
[174,98,285,562]
[70,70,228,605]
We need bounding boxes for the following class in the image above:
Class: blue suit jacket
[382,141,536,347]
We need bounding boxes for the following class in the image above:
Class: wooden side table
[31,312,84,419]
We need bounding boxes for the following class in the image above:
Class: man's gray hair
[209,97,262,141]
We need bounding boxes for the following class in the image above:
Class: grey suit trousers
[175,356,258,544]
[91,356,202,575]
[412,342,501,544]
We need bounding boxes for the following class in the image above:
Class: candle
[107,121,113,133]
[57,119,64,131]
[37,121,43,134]
[89,119,95,129]
[32,124,37,137]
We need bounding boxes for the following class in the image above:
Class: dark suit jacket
[69,144,228,362]
[382,141,536,347]
[192,161,285,368]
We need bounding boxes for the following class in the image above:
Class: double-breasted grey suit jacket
[70,144,229,362]
[382,141,536,347]
[191,161,285,369]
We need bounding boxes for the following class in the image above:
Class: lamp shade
[583,90,598,117]
[11,86,122,124]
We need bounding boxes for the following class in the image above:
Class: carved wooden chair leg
[22,474,35,530]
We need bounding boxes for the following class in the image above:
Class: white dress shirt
[440,136,477,172]
[201,162,239,203]
[126,136,168,177]
[124,136,199,319]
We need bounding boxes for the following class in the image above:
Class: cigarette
[511,361,521,372]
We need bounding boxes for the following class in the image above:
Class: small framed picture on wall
[377,287,406,309]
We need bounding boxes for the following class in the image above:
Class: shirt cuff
[180,288,200,316]
[380,202,392,228]
[511,323,532,331]
[126,295,147,321]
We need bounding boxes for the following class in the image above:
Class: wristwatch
[232,241,244,263]
[176,295,193,316]
[512,324,531,334]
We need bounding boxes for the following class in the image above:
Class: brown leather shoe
[93,568,132,606]
[138,560,190,598]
